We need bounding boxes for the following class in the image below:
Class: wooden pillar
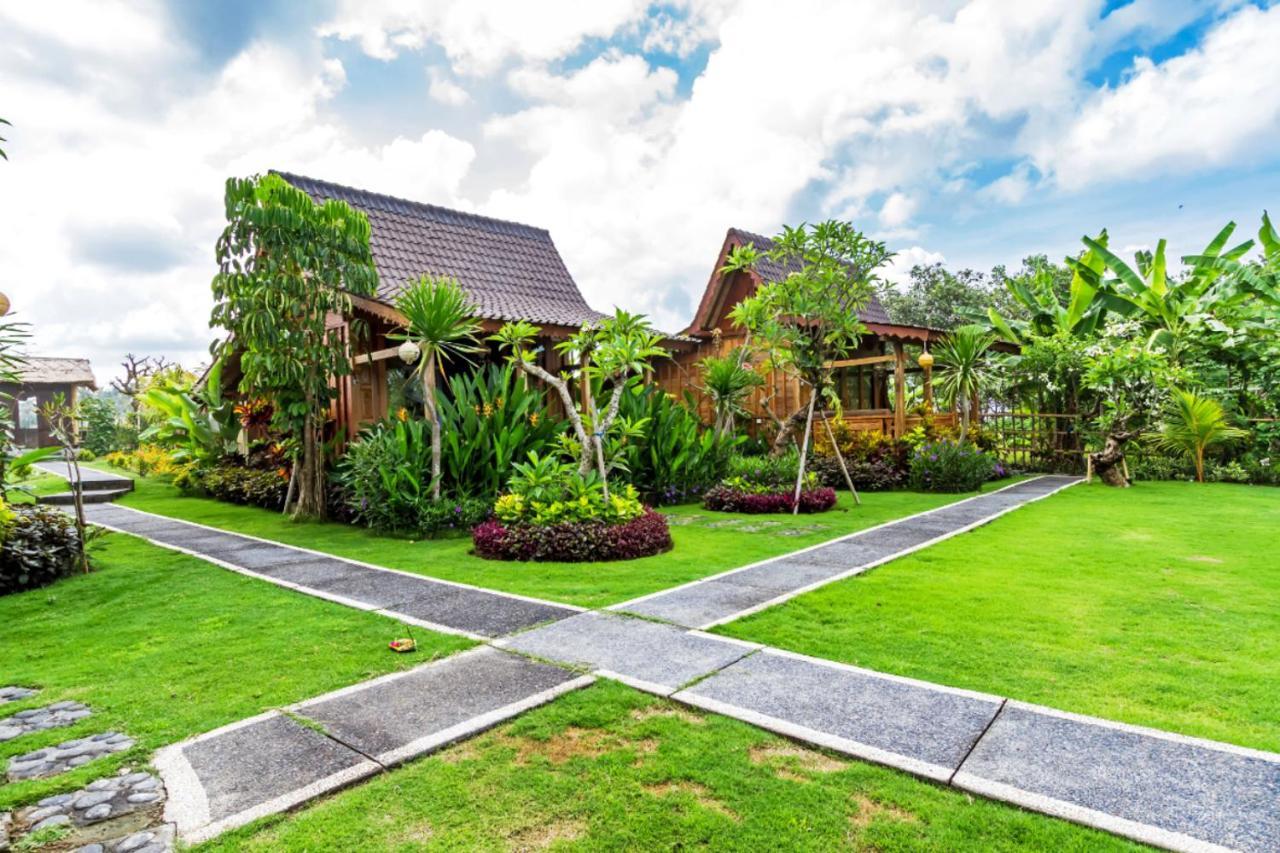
[893,340,906,438]
[923,365,933,411]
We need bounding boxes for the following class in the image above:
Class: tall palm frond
[933,324,996,442]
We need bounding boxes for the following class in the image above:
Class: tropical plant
[138,358,239,464]
[493,309,668,498]
[987,238,1110,345]
[614,385,740,504]
[211,173,378,519]
[435,363,561,500]
[0,117,10,161]
[1,505,81,596]
[698,354,763,438]
[78,395,121,456]
[37,395,93,574]
[908,439,996,492]
[721,221,892,511]
[932,324,996,442]
[1152,390,1249,483]
[393,275,484,501]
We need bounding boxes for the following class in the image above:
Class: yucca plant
[394,275,484,500]
[699,355,764,438]
[1153,390,1248,483]
[933,324,996,442]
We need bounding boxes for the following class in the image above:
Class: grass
[0,533,472,812]
[200,680,1140,852]
[94,466,1025,608]
[719,480,1280,752]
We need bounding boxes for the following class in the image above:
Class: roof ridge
[271,170,551,238]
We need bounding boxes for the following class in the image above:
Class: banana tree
[987,233,1110,345]
[139,358,239,463]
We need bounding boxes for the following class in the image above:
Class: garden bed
[473,509,672,562]
[703,484,836,514]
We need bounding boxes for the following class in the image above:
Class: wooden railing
[982,411,1085,473]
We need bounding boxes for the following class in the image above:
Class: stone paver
[954,702,1280,853]
[7,732,134,780]
[83,504,580,638]
[292,646,592,766]
[674,649,1003,782]
[17,771,165,831]
[616,475,1080,628]
[0,686,38,704]
[497,611,756,695]
[0,701,91,742]
[74,824,175,853]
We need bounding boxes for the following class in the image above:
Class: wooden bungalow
[224,172,610,441]
[655,228,958,439]
[1,357,96,447]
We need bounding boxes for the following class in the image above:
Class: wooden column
[923,365,934,411]
[892,340,906,438]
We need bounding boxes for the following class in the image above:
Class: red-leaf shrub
[703,485,837,514]
[473,508,672,562]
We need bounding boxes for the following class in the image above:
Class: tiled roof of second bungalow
[276,172,607,328]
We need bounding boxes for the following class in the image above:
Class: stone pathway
[79,503,581,639]
[0,686,38,704]
[17,772,165,831]
[155,646,591,843]
[617,475,1081,628]
[53,473,1280,851]
[0,700,91,742]
[7,732,135,780]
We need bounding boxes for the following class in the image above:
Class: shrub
[180,464,290,511]
[703,484,836,513]
[1,504,80,595]
[614,386,740,504]
[724,450,801,489]
[78,395,121,456]
[472,509,671,562]
[908,439,995,492]
[77,448,96,462]
[101,444,182,479]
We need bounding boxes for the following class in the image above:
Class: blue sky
[1,1,1278,381]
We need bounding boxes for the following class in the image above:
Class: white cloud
[882,246,947,287]
[1034,3,1280,189]
[318,0,649,73]
[879,192,917,228]
[428,69,471,105]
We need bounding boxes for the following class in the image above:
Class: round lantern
[0,292,10,317]
[917,350,934,370]
[398,340,421,365]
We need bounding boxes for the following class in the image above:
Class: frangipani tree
[212,173,378,519]
[493,309,667,499]
[393,275,483,501]
[721,221,892,511]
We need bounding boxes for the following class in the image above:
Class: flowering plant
[907,439,996,492]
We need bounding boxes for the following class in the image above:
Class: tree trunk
[792,389,818,515]
[771,403,809,457]
[423,353,441,501]
[958,397,970,443]
[513,360,593,474]
[1088,430,1134,488]
[293,407,327,519]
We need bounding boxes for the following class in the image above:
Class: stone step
[156,647,592,844]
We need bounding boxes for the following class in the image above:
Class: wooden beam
[825,354,896,369]
[352,346,402,366]
[893,341,906,438]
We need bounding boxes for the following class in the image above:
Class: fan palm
[1153,390,1248,483]
[394,275,483,500]
[933,324,996,442]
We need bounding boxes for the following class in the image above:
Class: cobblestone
[7,732,134,781]
[14,771,164,831]
[0,701,92,743]
[0,687,38,704]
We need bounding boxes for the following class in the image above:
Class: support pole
[822,410,861,506]
[893,340,906,438]
[792,387,818,516]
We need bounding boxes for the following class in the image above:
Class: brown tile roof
[15,357,96,388]
[276,172,607,329]
[726,228,892,325]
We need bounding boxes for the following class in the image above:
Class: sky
[2,0,1279,384]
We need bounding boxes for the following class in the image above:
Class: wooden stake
[792,388,818,516]
[822,411,861,506]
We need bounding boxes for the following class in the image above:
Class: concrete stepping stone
[0,686,38,704]
[74,824,175,853]
[291,646,592,767]
[953,702,1280,853]
[7,732,134,780]
[382,584,578,638]
[0,701,91,742]
[497,611,757,695]
[155,711,379,844]
[673,649,1003,782]
[16,771,165,832]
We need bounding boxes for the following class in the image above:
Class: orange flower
[396,407,409,422]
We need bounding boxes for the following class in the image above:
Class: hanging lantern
[917,350,934,370]
[398,340,421,365]
[0,292,10,317]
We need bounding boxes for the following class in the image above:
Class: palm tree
[933,324,996,442]
[699,355,763,438]
[1153,390,1248,483]
[394,276,483,500]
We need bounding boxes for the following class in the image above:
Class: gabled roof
[14,357,96,389]
[276,172,606,329]
[684,227,893,335]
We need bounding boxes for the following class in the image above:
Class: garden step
[156,647,592,844]
[614,474,1082,629]
[39,488,132,506]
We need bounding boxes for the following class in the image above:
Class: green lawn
[0,534,472,812]
[96,468,1024,608]
[200,680,1139,853]
[719,480,1280,752]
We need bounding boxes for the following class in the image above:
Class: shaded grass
[0,534,472,811]
[97,467,1024,608]
[200,681,1141,852]
[719,481,1280,752]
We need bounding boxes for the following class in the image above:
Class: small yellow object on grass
[389,638,416,653]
